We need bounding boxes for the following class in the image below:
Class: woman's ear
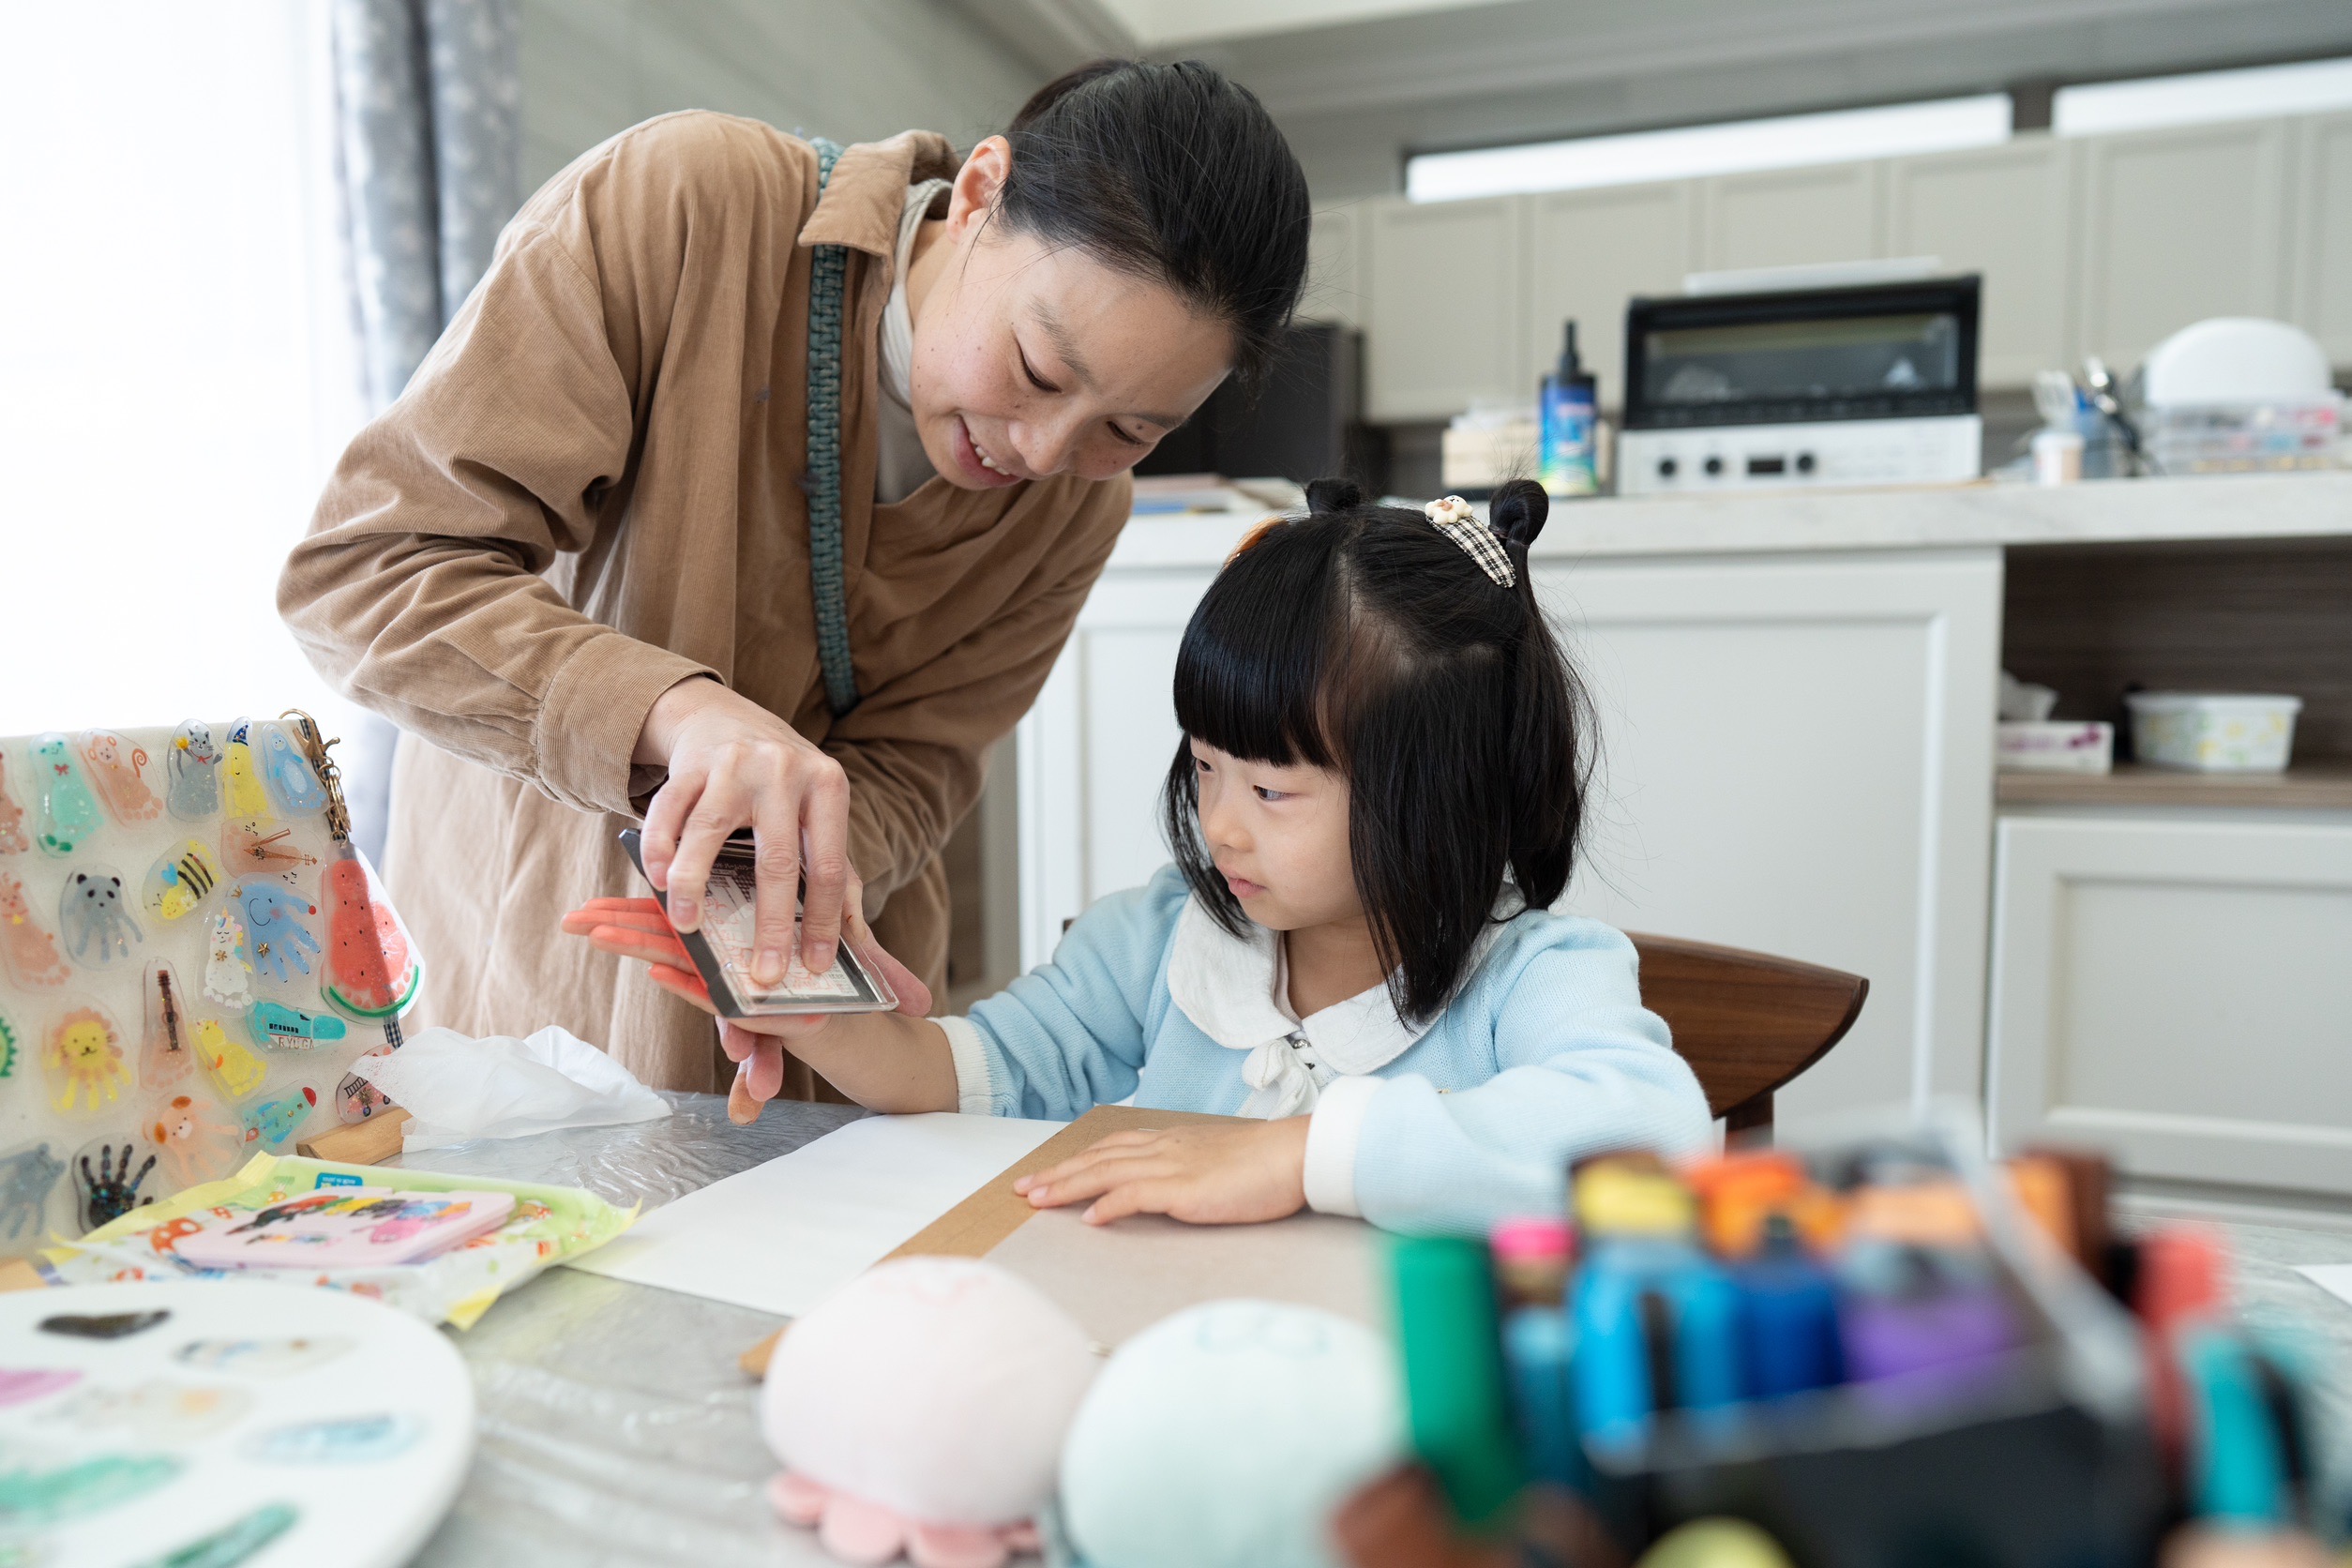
[1487,478,1550,550]
[945,135,1011,242]
[1304,476,1362,514]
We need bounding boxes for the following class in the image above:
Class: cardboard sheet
[2294,1263,2352,1310]
[565,1112,1063,1317]
[982,1204,1382,1349]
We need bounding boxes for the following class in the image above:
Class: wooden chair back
[1629,933,1868,1141]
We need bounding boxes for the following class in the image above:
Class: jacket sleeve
[828,476,1128,903]
[276,125,738,818]
[942,866,1182,1119]
[1314,922,1714,1235]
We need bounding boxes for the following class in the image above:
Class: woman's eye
[1018,344,1059,394]
[1108,421,1149,447]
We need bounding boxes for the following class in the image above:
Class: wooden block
[737,1105,1239,1379]
[295,1108,411,1166]
[0,1259,48,1294]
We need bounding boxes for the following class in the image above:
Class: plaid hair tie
[1424,496,1516,588]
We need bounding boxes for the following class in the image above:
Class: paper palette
[0,718,421,1260]
[0,1277,475,1565]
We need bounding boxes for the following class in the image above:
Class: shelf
[1997,761,2352,811]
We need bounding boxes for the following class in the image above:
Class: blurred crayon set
[1340,1114,2340,1568]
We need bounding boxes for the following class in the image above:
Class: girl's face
[905,137,1235,490]
[1188,740,1359,934]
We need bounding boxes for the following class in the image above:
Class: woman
[279,61,1311,1106]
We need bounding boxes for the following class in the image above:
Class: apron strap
[805,137,859,717]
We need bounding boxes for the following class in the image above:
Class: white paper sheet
[564,1112,1063,1318]
[2294,1264,2352,1310]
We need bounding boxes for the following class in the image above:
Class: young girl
[567,478,1711,1233]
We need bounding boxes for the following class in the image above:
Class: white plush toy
[1058,1300,1406,1568]
[761,1256,1096,1568]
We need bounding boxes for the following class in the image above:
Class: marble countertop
[1108,471,2352,570]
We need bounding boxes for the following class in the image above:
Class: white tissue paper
[349,1025,671,1152]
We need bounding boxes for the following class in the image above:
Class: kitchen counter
[1104,471,2352,568]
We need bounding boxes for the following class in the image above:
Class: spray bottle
[1538,320,1599,498]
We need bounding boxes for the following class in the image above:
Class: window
[0,5,368,738]
[1405,95,2012,204]
[2054,54,2352,138]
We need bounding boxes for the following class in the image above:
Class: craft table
[386,1093,2352,1568]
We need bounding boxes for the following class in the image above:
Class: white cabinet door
[2076,120,2291,370]
[2292,112,2352,369]
[1018,546,2002,1132]
[1885,137,2077,388]
[1015,567,1214,967]
[1698,162,1882,272]
[1987,812,2352,1195]
[1304,204,1364,329]
[1544,549,2001,1129]
[1363,195,1527,422]
[1525,181,1697,411]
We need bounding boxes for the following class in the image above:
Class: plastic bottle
[1538,320,1599,498]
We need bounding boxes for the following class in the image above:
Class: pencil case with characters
[0,714,424,1263]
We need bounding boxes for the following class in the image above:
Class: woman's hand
[634,676,853,985]
[1013,1120,1311,1226]
[560,896,934,1123]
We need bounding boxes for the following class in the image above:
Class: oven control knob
[1703,455,1724,477]
[1658,457,1678,479]
[1796,451,1817,475]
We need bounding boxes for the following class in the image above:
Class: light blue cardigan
[935,866,1712,1234]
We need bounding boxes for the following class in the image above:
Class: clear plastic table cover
[377,1095,2352,1567]
[387,1093,874,1567]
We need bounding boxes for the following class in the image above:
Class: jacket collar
[797,130,960,259]
[1166,896,1446,1119]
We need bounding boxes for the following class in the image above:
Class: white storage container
[2124,692,2301,772]
[1997,720,2113,774]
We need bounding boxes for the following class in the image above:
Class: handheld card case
[616,828,895,1019]
[0,715,424,1259]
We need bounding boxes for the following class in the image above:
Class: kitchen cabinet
[1304,204,1364,329]
[1525,181,1697,410]
[2076,119,2292,370]
[1363,193,1526,421]
[2292,111,2352,369]
[1987,810,2352,1196]
[1884,136,2078,388]
[1016,527,2002,1134]
[1698,161,1881,273]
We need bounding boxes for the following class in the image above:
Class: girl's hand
[634,677,853,985]
[559,896,932,1123]
[1013,1120,1311,1226]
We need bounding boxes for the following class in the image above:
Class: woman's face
[905,137,1236,490]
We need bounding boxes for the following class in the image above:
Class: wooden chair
[1629,933,1868,1143]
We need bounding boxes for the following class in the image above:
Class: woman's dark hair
[1161,478,1592,1024]
[999,60,1311,383]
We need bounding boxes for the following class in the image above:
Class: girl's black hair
[1162,478,1592,1024]
[998,60,1311,384]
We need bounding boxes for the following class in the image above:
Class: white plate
[0,1278,474,1567]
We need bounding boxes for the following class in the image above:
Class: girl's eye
[1193,756,1212,775]
[1253,785,1286,802]
[1018,343,1059,395]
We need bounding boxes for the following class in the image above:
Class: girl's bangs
[1169,530,1344,770]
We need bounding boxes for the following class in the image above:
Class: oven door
[1622,278,1980,430]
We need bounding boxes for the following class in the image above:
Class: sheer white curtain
[0,6,369,743]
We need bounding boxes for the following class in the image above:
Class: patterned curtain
[328,0,521,860]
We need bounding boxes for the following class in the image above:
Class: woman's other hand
[634,677,853,986]
[1012,1119,1311,1226]
[560,896,933,1123]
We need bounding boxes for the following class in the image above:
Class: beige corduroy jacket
[279,112,1132,1093]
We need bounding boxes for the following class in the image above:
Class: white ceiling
[1093,0,1512,49]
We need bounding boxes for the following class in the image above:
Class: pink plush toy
[761,1256,1097,1568]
